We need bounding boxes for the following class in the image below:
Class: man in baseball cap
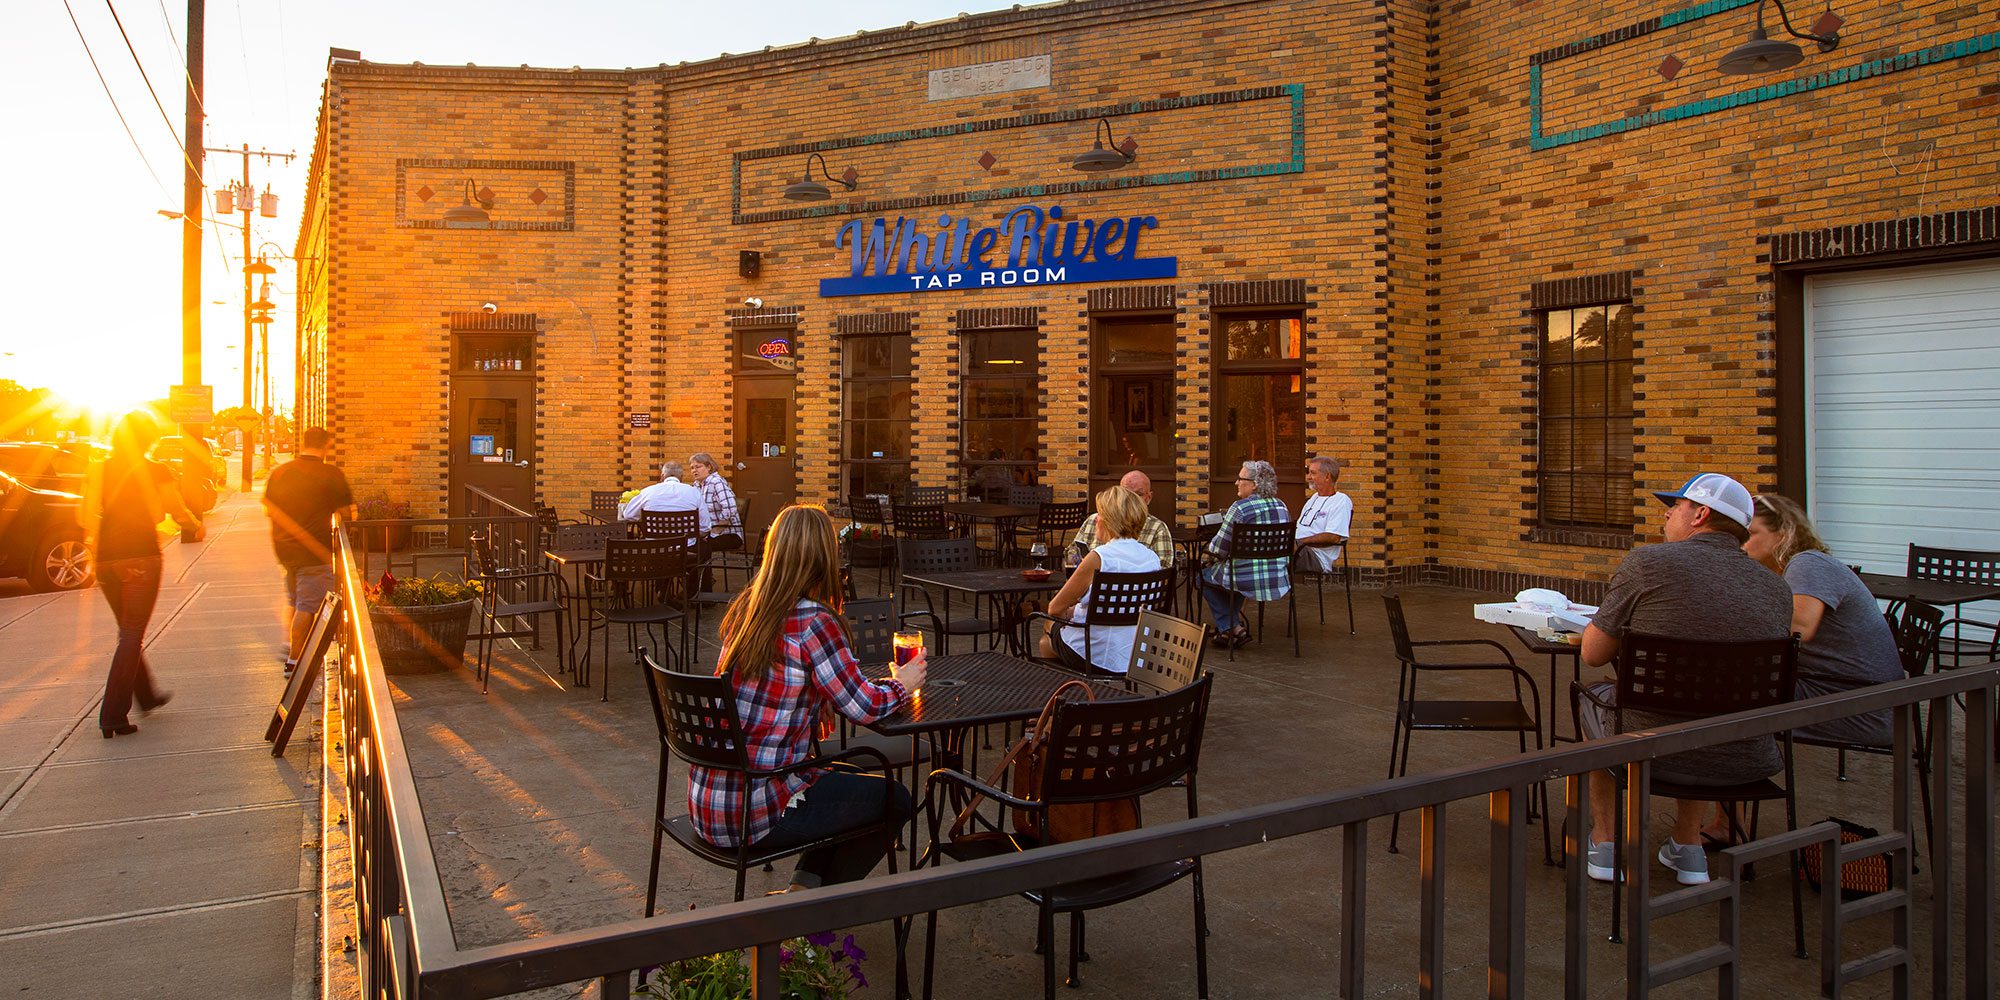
[1575,470,1792,886]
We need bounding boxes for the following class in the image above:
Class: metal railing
[330,517,1997,999]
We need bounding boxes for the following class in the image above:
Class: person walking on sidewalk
[263,427,355,674]
[82,410,204,738]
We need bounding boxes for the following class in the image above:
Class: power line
[233,0,256,133]
[60,0,170,197]
[154,0,207,120]
[103,0,204,183]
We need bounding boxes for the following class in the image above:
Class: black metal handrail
[330,520,1997,999]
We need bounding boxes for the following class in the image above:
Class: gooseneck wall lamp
[1071,118,1138,172]
[442,179,494,228]
[782,153,859,202]
[1717,0,1840,74]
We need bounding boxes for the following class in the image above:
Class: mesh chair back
[1009,484,1053,507]
[590,489,623,513]
[1078,568,1174,627]
[906,485,950,505]
[1893,599,1945,677]
[1038,673,1212,804]
[1907,544,2000,586]
[604,537,696,586]
[1382,592,1419,663]
[552,522,621,553]
[899,536,979,576]
[1034,500,1089,536]
[641,509,700,541]
[1230,520,1295,562]
[1615,632,1798,721]
[893,502,949,537]
[841,599,896,664]
[642,650,749,770]
[471,530,500,577]
[535,504,561,530]
[1127,611,1206,695]
[850,496,891,526]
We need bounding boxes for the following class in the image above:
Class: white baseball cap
[1653,472,1753,528]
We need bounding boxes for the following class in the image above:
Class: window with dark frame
[1538,302,1635,530]
[1211,313,1306,506]
[960,329,1038,499]
[841,334,913,501]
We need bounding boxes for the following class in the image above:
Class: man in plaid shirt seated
[687,505,926,892]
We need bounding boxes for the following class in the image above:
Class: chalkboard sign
[267,592,340,755]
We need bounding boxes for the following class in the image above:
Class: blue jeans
[756,768,911,888]
[97,555,164,728]
[1201,583,1247,632]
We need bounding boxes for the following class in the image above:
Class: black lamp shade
[442,203,492,227]
[1072,145,1132,171]
[783,179,833,202]
[1719,29,1806,74]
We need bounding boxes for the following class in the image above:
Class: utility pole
[206,143,294,492]
[180,0,204,435]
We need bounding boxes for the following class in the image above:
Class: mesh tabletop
[1857,572,2000,608]
[942,502,1036,521]
[544,548,606,566]
[866,651,1128,736]
[903,568,1068,596]
[1509,625,1581,657]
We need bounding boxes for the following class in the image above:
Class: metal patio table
[1170,524,1218,619]
[544,547,609,682]
[901,566,1067,656]
[1857,571,2000,617]
[941,501,1036,564]
[1508,625,1583,744]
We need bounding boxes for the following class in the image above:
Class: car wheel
[32,530,94,592]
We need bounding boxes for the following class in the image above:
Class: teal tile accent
[1531,31,2000,150]
[732,85,1306,224]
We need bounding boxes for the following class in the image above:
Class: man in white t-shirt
[617,460,712,541]
[1294,455,1352,571]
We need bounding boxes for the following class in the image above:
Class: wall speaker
[739,250,762,279]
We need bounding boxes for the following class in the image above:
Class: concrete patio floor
[382,576,1994,999]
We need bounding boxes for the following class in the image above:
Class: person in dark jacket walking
[263,427,355,673]
[83,410,203,738]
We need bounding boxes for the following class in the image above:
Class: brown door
[449,333,537,514]
[733,328,798,535]
[1091,317,1176,520]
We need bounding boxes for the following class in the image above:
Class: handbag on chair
[950,680,1140,845]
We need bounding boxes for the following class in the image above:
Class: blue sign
[819,204,1178,297]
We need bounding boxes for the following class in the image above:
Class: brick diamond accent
[528,187,548,205]
[415,185,434,202]
[977,151,997,171]
[477,186,495,203]
[1813,11,1843,37]
[1657,54,1683,80]
[840,167,859,186]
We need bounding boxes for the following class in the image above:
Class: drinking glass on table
[1029,541,1048,571]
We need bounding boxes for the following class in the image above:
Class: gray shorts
[1577,681,1783,787]
[286,564,335,614]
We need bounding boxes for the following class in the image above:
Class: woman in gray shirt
[1743,494,1903,745]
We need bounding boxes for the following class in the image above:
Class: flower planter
[351,523,412,552]
[368,598,476,673]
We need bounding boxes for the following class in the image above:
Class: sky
[0,0,981,418]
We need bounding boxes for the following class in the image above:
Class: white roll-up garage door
[1807,257,2000,575]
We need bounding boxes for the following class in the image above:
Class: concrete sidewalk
[0,491,320,999]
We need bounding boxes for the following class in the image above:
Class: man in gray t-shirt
[1578,473,1793,885]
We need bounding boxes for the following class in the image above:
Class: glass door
[1091,316,1176,519]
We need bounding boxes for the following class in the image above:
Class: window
[842,335,913,500]
[961,329,1038,499]
[1211,314,1305,506]
[453,335,533,373]
[1539,303,1634,529]
[1091,316,1177,515]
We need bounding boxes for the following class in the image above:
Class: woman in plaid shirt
[688,504,928,891]
[1200,459,1293,648]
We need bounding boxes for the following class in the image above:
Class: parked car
[149,435,223,514]
[0,441,98,493]
[0,470,93,591]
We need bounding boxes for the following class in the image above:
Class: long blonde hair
[716,504,845,680]
[1749,493,1828,570]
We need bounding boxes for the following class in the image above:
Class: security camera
[481,302,498,314]
[743,297,763,309]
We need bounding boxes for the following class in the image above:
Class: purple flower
[842,934,866,962]
[806,930,838,948]
[779,947,794,965]
[848,962,869,989]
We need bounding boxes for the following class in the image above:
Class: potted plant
[353,496,414,552]
[839,522,892,568]
[364,571,480,674]
[637,931,871,1000]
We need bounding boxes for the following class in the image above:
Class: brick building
[297,0,2000,594]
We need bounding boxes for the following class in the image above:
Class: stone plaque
[927,55,1051,101]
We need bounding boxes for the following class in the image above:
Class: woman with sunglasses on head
[686,504,926,892]
[1742,493,1903,745]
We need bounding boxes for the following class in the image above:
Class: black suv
[0,470,93,592]
[0,441,96,493]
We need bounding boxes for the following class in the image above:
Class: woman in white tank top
[1037,486,1163,675]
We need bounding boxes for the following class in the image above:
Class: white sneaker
[1585,841,1617,882]
[1658,837,1710,885]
